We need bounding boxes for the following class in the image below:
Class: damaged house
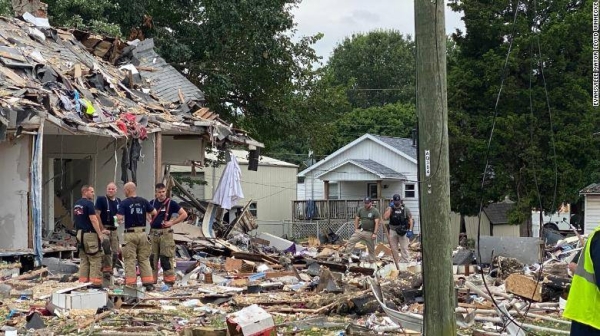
[0,15,262,266]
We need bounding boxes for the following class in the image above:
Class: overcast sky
[292,0,465,64]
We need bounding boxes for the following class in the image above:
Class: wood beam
[155,132,162,184]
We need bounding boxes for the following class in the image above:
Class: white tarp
[212,153,244,210]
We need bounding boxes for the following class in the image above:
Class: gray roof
[483,202,515,225]
[349,159,406,179]
[580,183,600,194]
[130,39,205,103]
[371,135,417,160]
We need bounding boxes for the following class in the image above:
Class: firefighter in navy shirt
[117,182,156,290]
[74,185,108,287]
[95,182,121,275]
[149,183,187,285]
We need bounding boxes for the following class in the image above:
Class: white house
[170,150,298,236]
[580,183,600,235]
[295,133,420,233]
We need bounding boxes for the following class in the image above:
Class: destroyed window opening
[249,202,257,217]
[474,1,554,334]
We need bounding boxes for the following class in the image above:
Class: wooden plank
[0,50,26,62]
[178,88,185,103]
[74,63,82,79]
[0,67,26,86]
[137,66,158,72]
[224,258,243,272]
[505,274,542,302]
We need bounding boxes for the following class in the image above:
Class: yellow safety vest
[563,226,600,330]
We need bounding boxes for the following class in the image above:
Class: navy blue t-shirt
[117,197,154,228]
[73,198,95,231]
[94,196,121,226]
[150,199,182,228]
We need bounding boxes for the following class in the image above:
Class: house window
[249,202,257,217]
[297,176,305,184]
[404,184,416,198]
[367,183,378,199]
[328,182,339,200]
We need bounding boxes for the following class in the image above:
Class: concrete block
[476,236,543,264]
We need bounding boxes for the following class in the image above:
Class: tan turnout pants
[78,232,103,286]
[122,228,154,286]
[150,228,177,284]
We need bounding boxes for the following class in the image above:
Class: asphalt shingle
[580,183,600,194]
[483,202,515,225]
[349,159,406,179]
[371,135,417,160]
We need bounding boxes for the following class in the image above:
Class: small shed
[580,183,600,235]
[482,198,527,237]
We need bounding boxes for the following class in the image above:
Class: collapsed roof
[0,14,262,148]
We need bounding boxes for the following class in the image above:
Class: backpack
[389,206,409,235]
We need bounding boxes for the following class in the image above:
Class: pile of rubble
[0,224,427,335]
[0,228,583,335]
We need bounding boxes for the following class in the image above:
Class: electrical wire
[513,0,559,326]
[533,0,559,215]
[516,24,548,326]
[473,1,544,334]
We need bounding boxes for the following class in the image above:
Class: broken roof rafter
[0,14,262,148]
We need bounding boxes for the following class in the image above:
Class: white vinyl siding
[584,195,600,235]
[306,138,415,180]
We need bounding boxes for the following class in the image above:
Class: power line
[473,2,541,334]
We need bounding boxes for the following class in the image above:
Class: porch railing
[292,199,388,221]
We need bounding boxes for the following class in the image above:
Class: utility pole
[414,1,457,335]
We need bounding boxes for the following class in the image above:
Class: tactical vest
[389,206,409,232]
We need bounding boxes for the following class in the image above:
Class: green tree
[265,68,351,165]
[332,103,416,150]
[327,30,416,108]
[45,0,326,149]
[447,0,600,220]
[45,0,121,35]
[0,0,11,16]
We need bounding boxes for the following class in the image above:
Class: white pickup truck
[531,203,582,237]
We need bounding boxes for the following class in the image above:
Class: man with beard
[149,183,187,286]
[344,197,380,262]
[74,185,108,288]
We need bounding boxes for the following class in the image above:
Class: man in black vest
[95,182,121,277]
[383,194,414,266]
